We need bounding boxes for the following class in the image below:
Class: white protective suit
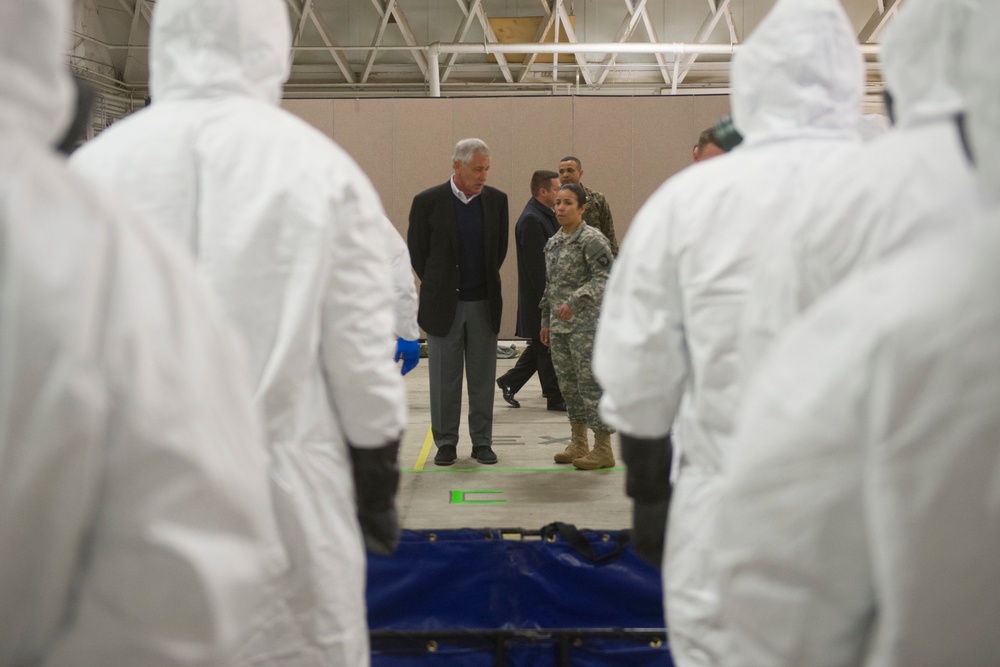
[70,0,407,664]
[857,113,890,142]
[715,6,1000,653]
[0,1,297,665]
[592,0,862,664]
[380,215,420,341]
[740,0,983,381]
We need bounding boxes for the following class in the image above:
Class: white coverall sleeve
[321,185,406,448]
[593,194,689,437]
[380,215,420,341]
[717,296,877,667]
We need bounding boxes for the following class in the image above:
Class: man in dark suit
[408,138,509,466]
[496,170,565,411]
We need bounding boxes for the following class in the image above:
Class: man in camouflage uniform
[540,183,616,470]
[558,156,619,256]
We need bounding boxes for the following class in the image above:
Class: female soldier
[540,183,616,470]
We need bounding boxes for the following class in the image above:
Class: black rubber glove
[621,433,673,569]
[348,440,401,555]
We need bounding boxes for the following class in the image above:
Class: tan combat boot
[572,430,616,470]
[554,420,590,464]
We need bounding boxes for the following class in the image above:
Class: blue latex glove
[395,338,420,375]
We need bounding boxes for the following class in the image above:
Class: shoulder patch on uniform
[596,253,611,268]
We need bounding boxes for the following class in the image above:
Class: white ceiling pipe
[430,41,880,55]
[425,41,879,96]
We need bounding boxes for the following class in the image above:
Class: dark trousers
[427,300,497,450]
[498,336,562,400]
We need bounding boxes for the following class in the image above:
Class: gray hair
[453,138,491,164]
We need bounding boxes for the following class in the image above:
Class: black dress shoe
[547,400,567,412]
[434,445,457,466]
[472,446,498,464]
[496,378,520,408]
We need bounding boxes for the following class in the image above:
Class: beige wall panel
[451,97,520,338]
[280,99,334,138]
[509,97,575,201]
[331,99,397,230]
[570,97,634,251]
[392,99,455,233]
[451,98,516,201]
[629,95,731,240]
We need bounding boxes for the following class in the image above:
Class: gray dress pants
[427,300,497,451]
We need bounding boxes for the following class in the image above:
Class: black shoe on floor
[496,378,520,408]
[434,445,457,466]
[547,400,567,412]
[472,446,498,464]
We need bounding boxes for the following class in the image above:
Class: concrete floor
[398,344,630,531]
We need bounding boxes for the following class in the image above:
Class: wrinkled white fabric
[717,219,1000,666]
[857,113,890,141]
[1,3,293,664]
[592,0,861,664]
[963,0,1000,202]
[70,0,406,664]
[718,4,1000,664]
[740,0,982,385]
[380,215,420,341]
[0,0,73,145]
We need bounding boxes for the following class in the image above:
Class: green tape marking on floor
[450,489,506,505]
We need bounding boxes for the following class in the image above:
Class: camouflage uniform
[583,186,618,256]
[540,223,615,432]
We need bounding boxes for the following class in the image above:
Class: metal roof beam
[293,0,315,45]
[286,0,356,84]
[859,0,902,43]
[554,2,594,85]
[122,0,148,85]
[674,0,733,87]
[363,0,429,83]
[516,2,559,84]
[441,0,483,83]
[593,0,676,86]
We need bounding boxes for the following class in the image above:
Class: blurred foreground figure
[379,215,421,375]
[741,0,982,379]
[71,0,406,663]
[592,0,862,663]
[0,1,295,664]
[715,2,1000,664]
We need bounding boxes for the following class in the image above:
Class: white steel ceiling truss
[859,0,902,42]
[596,0,671,86]
[69,0,894,101]
[287,0,357,83]
[672,0,739,91]
[442,0,513,83]
[361,0,429,83]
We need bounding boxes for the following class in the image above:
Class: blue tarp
[366,524,673,665]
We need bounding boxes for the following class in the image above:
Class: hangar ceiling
[68,0,896,128]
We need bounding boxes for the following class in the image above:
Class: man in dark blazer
[408,138,509,466]
[496,170,565,411]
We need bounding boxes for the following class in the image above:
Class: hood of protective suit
[0,0,74,145]
[731,0,862,143]
[962,0,1000,200]
[150,0,292,105]
[881,0,978,126]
